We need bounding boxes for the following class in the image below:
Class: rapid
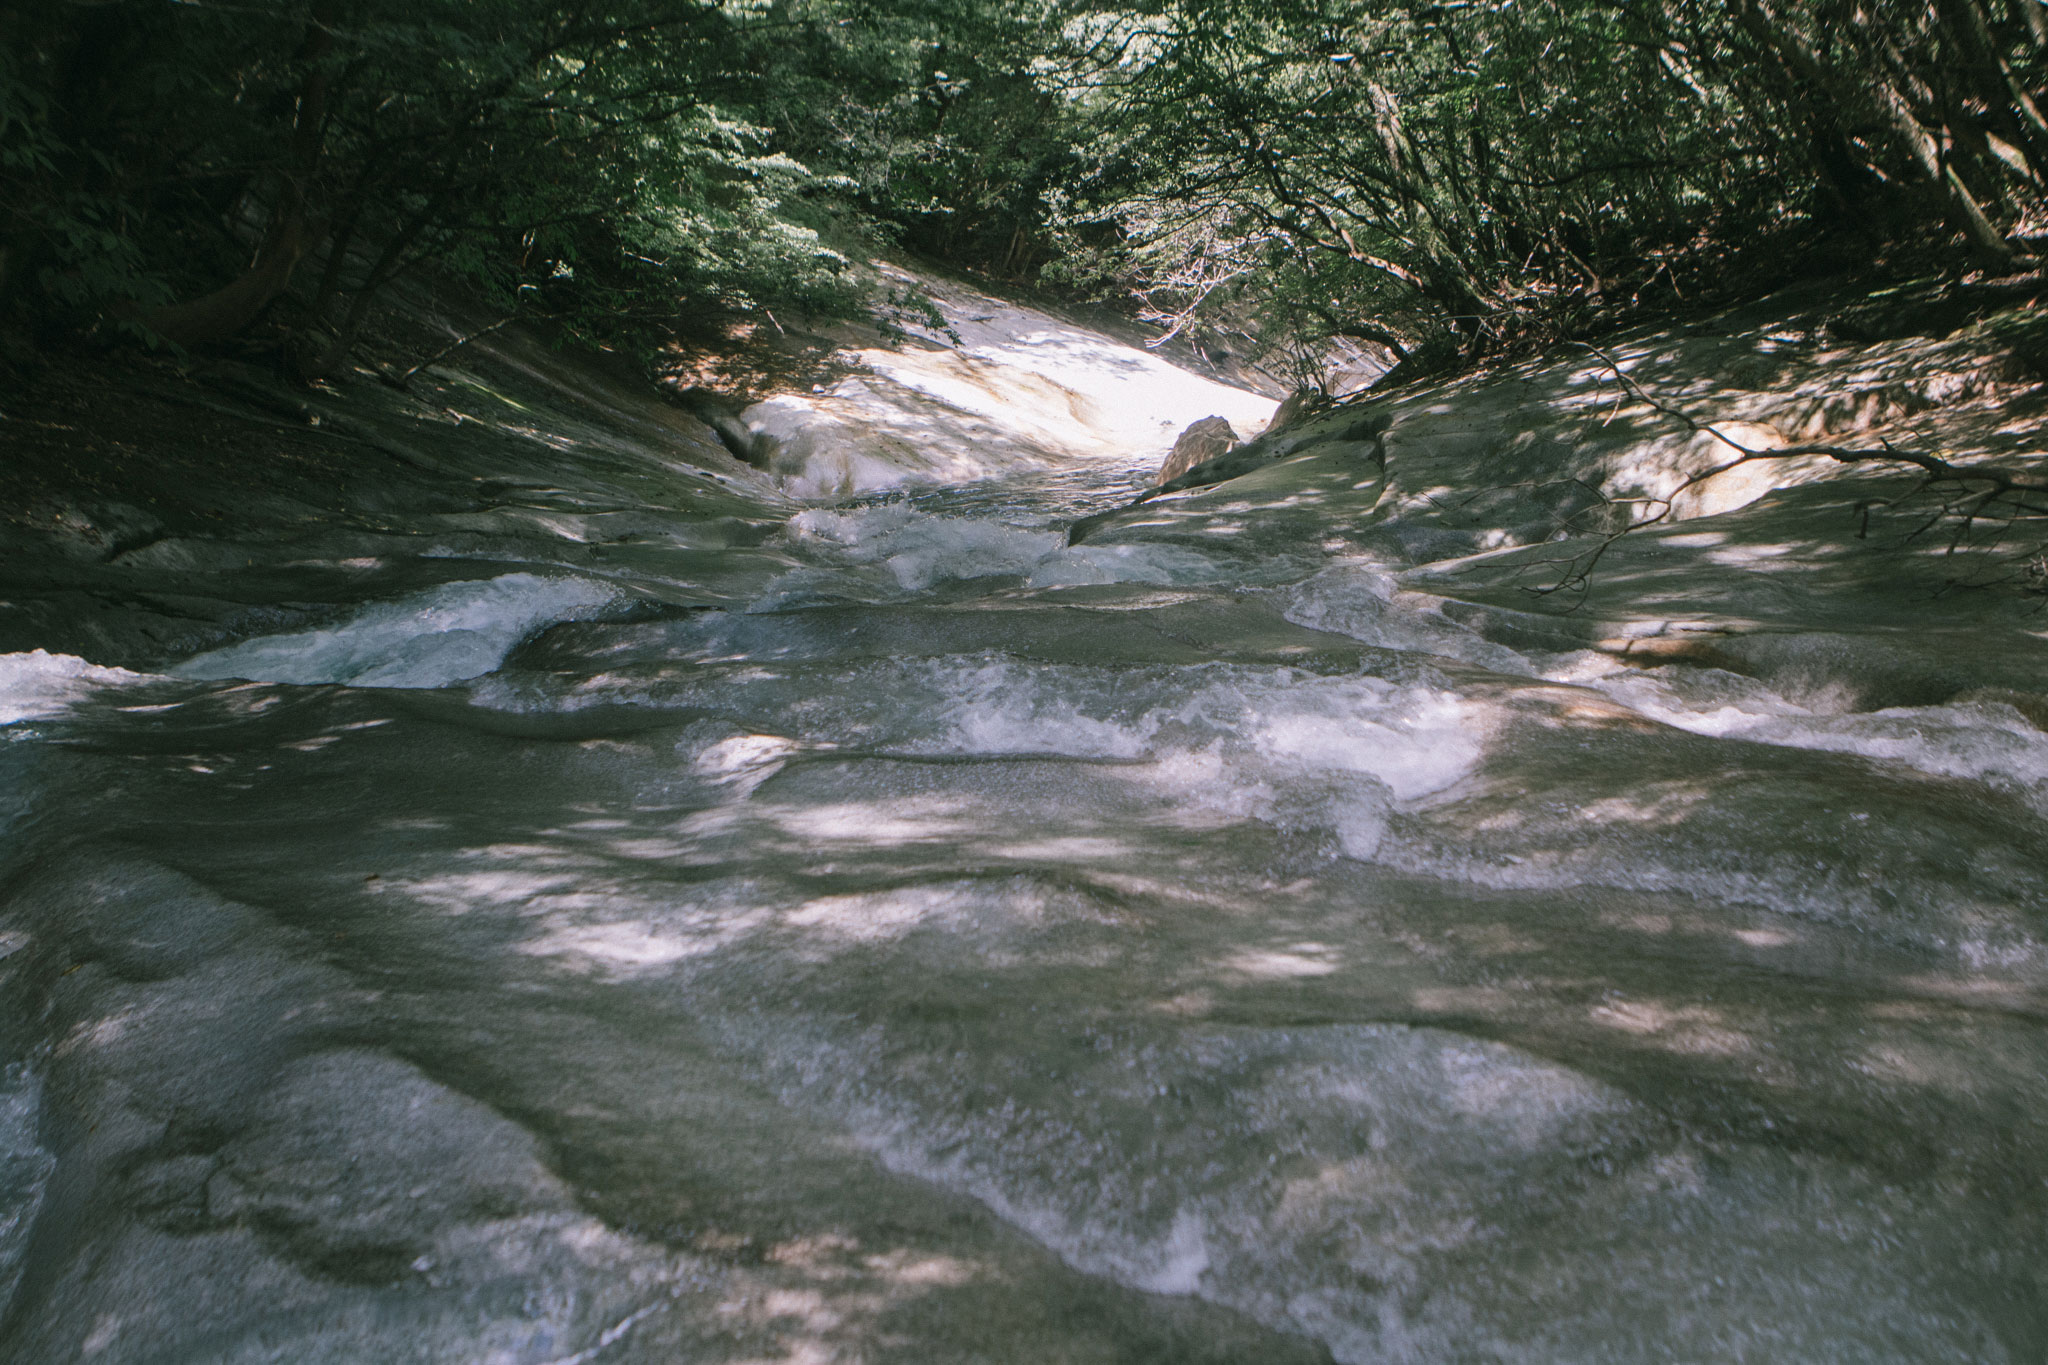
[3,274,2047,1362]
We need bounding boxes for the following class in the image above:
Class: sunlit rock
[738,266,1275,500]
[1156,416,1240,486]
[8,273,2048,1363]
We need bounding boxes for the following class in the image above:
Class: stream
[3,280,2047,1362]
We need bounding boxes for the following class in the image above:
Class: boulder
[1070,405,1390,545]
[1263,388,1327,436]
[1156,415,1239,485]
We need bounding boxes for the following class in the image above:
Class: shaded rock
[1826,275,2045,344]
[1263,388,1328,436]
[674,385,764,465]
[1371,334,1462,389]
[1070,405,1389,544]
[1156,416,1239,486]
[1826,296,1978,343]
[1986,305,2048,380]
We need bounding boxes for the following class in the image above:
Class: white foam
[919,659,1487,858]
[1581,665,1817,738]
[0,650,151,724]
[1737,702,2048,797]
[174,573,618,689]
[770,504,1226,596]
[1256,693,1483,801]
[722,1010,1989,1365]
[1026,541,1226,588]
[741,265,1274,498]
[787,504,1065,590]
[1590,667,2048,801]
[931,660,1162,759]
[1281,563,1532,671]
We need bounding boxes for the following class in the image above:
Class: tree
[6,0,2045,389]
[1023,0,2048,381]
[0,0,881,371]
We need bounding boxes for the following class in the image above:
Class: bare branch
[1515,343,2048,601]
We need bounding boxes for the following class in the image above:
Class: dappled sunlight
[54,1004,150,1059]
[606,837,696,860]
[1852,1041,1973,1092]
[1587,999,1755,1057]
[1270,1157,1481,1253]
[703,1228,1011,1365]
[12,210,2048,1363]
[986,835,1139,862]
[1437,922,1542,956]
[1220,944,1341,980]
[1704,540,1801,566]
[517,919,716,976]
[401,861,593,916]
[17,602,2048,1362]
[1409,985,1518,1014]
[738,268,1273,500]
[1892,973,2048,1013]
[769,797,983,847]
[1577,781,1718,828]
[781,886,973,944]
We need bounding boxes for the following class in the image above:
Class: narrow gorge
[4,263,2048,1361]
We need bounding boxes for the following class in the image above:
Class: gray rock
[1155,416,1238,485]
[1263,388,1327,436]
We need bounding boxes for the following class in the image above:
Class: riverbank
[4,267,2048,1362]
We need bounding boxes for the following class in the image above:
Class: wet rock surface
[4,279,2048,1361]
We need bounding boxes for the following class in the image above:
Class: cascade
[2,274,2045,1363]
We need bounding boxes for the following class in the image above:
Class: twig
[1581,343,2048,494]
[1520,344,2048,600]
[385,313,520,389]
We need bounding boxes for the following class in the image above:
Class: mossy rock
[1985,304,2048,379]
[1825,293,1976,342]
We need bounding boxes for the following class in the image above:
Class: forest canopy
[4,0,2046,383]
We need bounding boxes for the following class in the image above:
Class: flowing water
[3,294,2048,1363]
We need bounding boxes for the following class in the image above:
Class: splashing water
[4,297,2048,1364]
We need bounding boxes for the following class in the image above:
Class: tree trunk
[1727,3,1889,215]
[134,0,338,346]
[305,193,366,329]
[1933,0,2048,183]
[292,195,441,381]
[138,213,320,347]
[2012,0,2048,47]
[1874,72,2025,267]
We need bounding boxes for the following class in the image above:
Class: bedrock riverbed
[3,277,2047,1362]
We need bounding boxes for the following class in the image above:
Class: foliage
[1025,0,2048,381]
[5,0,2047,384]
[0,0,891,369]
